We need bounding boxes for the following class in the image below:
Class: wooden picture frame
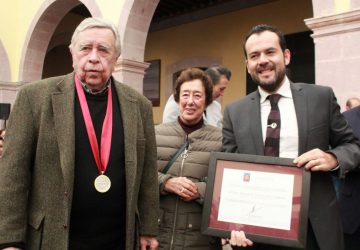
[202,152,311,249]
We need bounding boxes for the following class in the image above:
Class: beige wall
[145,0,313,124]
[1,0,313,123]
[2,0,360,121]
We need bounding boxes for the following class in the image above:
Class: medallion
[94,174,111,193]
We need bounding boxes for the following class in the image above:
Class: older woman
[156,68,222,249]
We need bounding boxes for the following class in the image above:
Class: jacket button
[63,224,68,229]
[188,224,192,228]
[64,191,68,196]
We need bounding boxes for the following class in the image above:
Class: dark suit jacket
[223,82,360,250]
[0,73,159,250]
[339,106,360,234]
[343,106,360,138]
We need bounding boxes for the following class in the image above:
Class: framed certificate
[201,152,310,248]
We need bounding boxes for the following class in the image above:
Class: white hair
[69,17,121,56]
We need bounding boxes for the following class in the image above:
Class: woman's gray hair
[69,17,121,56]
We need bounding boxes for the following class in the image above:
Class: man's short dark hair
[205,65,231,86]
[243,24,287,58]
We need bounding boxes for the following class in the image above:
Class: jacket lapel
[250,91,265,155]
[113,81,138,190]
[291,83,308,155]
[52,73,76,192]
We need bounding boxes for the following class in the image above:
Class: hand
[2,248,22,250]
[221,230,253,247]
[0,130,5,158]
[164,177,199,201]
[140,236,158,250]
[293,148,338,171]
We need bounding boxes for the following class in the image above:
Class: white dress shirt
[259,77,299,158]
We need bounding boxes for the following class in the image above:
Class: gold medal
[94,174,111,193]
[76,76,113,194]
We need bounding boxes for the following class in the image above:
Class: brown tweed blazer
[0,72,159,249]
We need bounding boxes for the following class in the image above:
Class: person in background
[156,68,222,249]
[333,96,360,196]
[163,65,231,128]
[222,24,360,249]
[345,97,360,111]
[338,105,360,250]
[0,17,158,250]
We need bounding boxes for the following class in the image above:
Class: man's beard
[251,65,286,93]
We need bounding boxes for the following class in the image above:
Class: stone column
[112,58,150,94]
[305,9,360,111]
[0,82,26,108]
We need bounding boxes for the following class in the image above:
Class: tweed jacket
[0,73,159,249]
[156,121,222,249]
[223,82,360,250]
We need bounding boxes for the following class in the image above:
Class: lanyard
[75,75,113,174]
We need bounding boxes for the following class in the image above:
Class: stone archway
[114,0,160,93]
[0,40,17,106]
[0,40,11,82]
[18,0,102,82]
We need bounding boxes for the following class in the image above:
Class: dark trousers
[344,226,360,250]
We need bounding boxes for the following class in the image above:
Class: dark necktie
[264,94,281,156]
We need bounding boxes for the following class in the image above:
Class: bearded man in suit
[222,24,360,250]
[0,18,158,250]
